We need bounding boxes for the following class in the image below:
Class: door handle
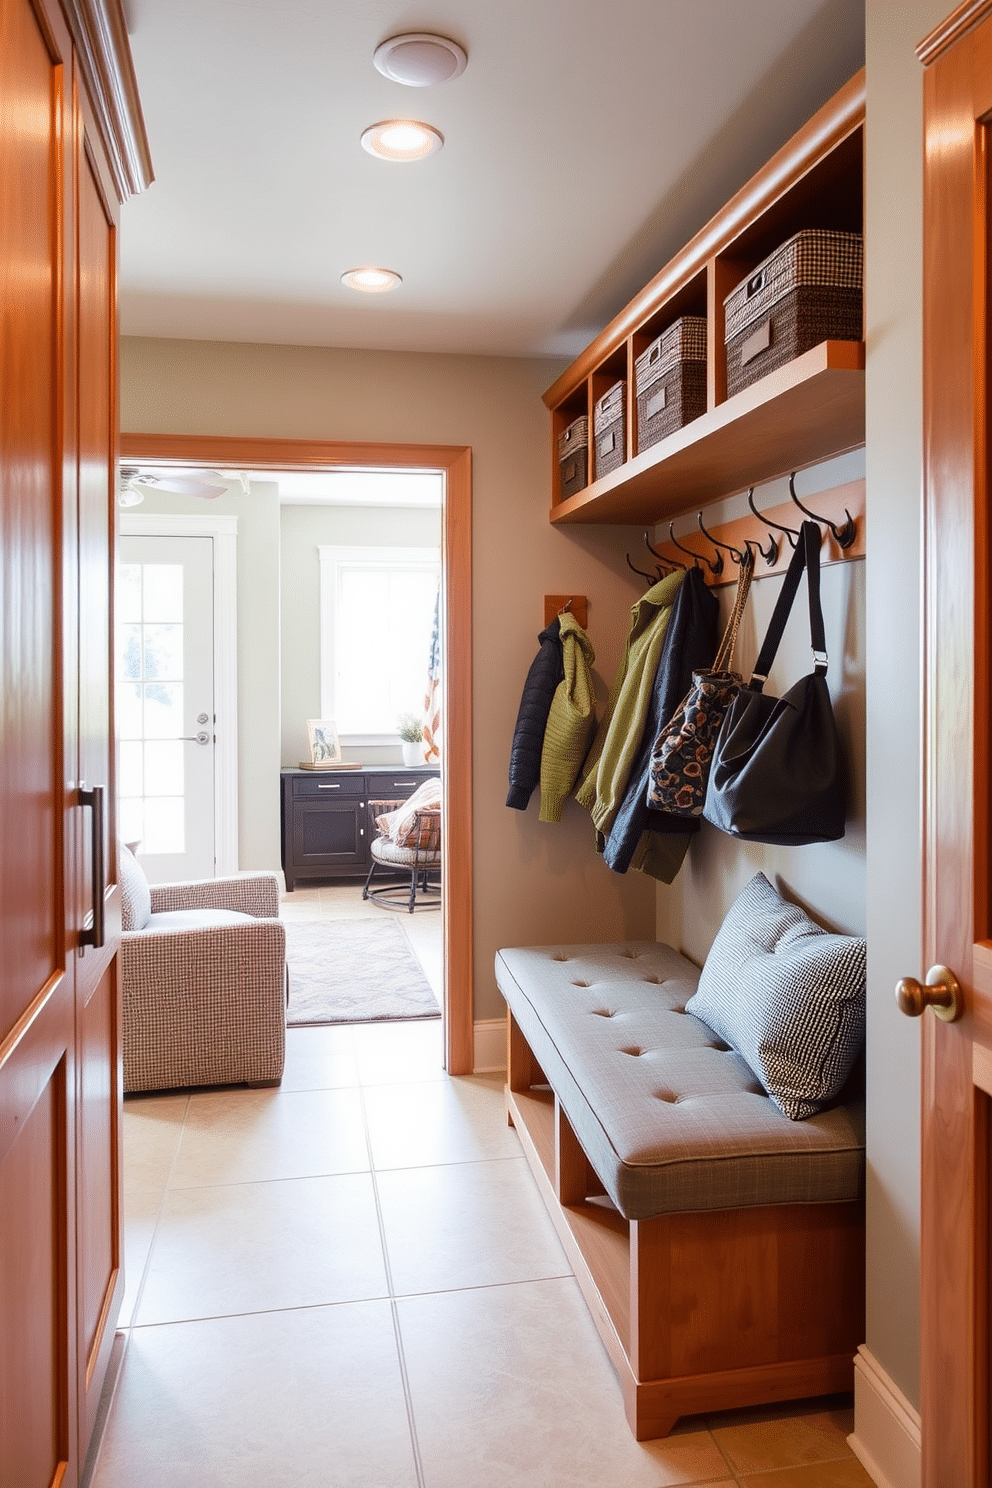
[895,964,961,1022]
[179,732,211,745]
[78,784,105,949]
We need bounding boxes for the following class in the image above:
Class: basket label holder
[741,318,772,366]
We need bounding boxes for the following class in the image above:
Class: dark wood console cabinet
[280,766,440,889]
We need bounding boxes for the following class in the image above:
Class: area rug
[285,918,440,1025]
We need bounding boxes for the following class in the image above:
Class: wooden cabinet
[281,768,441,889]
[0,3,151,1486]
[545,72,865,527]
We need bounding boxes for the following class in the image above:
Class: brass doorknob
[895,964,961,1023]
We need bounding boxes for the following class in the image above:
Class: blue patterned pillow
[119,843,151,931]
[685,872,866,1120]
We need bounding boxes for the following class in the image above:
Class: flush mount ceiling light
[340,266,403,293]
[372,32,467,87]
[361,119,443,162]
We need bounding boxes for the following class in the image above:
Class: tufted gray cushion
[496,940,865,1220]
[685,873,866,1120]
[119,844,151,931]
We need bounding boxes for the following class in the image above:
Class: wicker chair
[119,845,286,1093]
[363,797,442,913]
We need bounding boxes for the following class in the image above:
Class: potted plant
[397,713,424,766]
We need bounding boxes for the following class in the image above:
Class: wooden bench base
[506,1011,865,1439]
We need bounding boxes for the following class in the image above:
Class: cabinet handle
[393,779,418,787]
[317,783,341,790]
[78,784,105,950]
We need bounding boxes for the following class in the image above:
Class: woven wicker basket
[635,316,707,452]
[723,229,862,397]
[557,415,588,499]
[593,381,625,480]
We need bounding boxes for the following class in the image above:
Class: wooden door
[918,6,992,1484]
[73,92,123,1457]
[0,0,79,1484]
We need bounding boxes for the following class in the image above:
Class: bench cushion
[496,941,865,1222]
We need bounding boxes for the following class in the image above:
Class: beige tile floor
[87,882,877,1488]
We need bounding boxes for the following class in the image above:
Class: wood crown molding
[918,0,992,65]
[61,0,153,200]
[543,68,865,408]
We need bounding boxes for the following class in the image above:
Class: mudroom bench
[496,930,866,1441]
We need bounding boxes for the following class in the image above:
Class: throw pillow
[375,778,442,847]
[685,871,866,1120]
[119,843,151,931]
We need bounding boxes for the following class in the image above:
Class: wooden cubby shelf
[545,71,866,527]
[551,339,864,526]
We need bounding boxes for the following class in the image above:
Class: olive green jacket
[575,570,683,836]
[539,612,596,823]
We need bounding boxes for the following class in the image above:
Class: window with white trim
[319,545,441,743]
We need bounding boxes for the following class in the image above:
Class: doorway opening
[119,432,474,1075]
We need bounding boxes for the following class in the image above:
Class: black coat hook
[744,533,779,567]
[747,485,798,549]
[668,521,722,575]
[788,473,856,549]
[625,552,658,585]
[697,511,744,565]
[644,531,685,571]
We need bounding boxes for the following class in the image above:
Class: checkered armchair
[120,846,286,1094]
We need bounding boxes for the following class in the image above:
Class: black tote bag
[703,520,846,845]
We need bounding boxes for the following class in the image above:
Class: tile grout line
[85,1093,193,1483]
[356,1073,429,1488]
[123,1091,192,1332]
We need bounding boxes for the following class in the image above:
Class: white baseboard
[473,1017,507,1073]
[849,1345,921,1488]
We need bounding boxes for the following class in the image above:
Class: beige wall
[279,501,442,768]
[121,338,657,1022]
[655,450,867,959]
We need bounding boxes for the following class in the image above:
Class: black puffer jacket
[506,618,565,810]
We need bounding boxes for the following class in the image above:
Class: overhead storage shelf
[544,71,866,526]
[549,339,864,526]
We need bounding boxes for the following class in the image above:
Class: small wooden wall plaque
[544,594,588,628]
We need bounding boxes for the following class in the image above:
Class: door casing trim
[120,433,474,1075]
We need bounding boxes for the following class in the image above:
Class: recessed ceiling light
[373,32,467,87]
[361,119,443,162]
[341,267,403,293]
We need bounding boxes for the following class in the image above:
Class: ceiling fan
[118,464,231,507]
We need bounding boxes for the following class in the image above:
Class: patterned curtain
[422,583,442,763]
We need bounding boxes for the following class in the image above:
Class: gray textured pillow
[685,872,866,1120]
[119,844,151,931]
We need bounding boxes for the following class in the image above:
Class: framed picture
[306,718,341,765]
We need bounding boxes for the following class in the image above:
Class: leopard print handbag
[646,548,754,816]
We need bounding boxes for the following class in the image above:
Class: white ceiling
[120,0,865,361]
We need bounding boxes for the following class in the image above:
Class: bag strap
[749,521,827,693]
[712,546,755,671]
